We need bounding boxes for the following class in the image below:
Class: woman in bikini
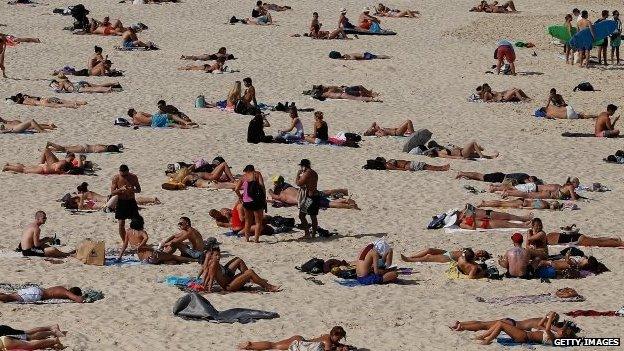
[401,247,490,263]
[477,84,530,102]
[181,47,235,61]
[304,111,329,144]
[309,23,346,39]
[46,142,123,154]
[474,311,576,345]
[63,182,160,211]
[454,210,531,230]
[547,226,623,247]
[382,158,450,172]
[178,57,226,73]
[478,198,563,210]
[502,177,579,200]
[182,159,237,188]
[0,118,52,133]
[314,85,382,102]
[451,315,555,332]
[535,252,608,275]
[427,141,499,159]
[526,218,548,259]
[9,93,86,108]
[375,3,420,17]
[50,74,122,93]
[239,326,348,351]
[462,203,531,222]
[2,148,76,175]
[364,120,415,136]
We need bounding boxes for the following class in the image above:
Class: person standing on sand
[295,159,319,239]
[111,164,141,240]
[577,11,595,68]
[0,33,7,78]
[595,104,620,137]
[495,40,516,75]
[595,10,609,66]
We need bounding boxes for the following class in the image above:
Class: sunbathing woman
[479,198,563,210]
[544,88,595,119]
[64,182,160,211]
[304,111,329,144]
[427,141,499,159]
[311,85,382,102]
[375,3,420,17]
[268,182,359,209]
[178,57,226,73]
[182,160,236,187]
[8,93,86,108]
[1,119,51,133]
[381,158,450,172]
[310,23,346,39]
[202,247,280,292]
[401,247,491,263]
[450,210,531,229]
[50,74,122,93]
[547,226,623,247]
[461,203,531,222]
[262,3,291,11]
[239,326,347,351]
[181,47,235,61]
[475,311,575,345]
[46,142,123,153]
[0,336,65,351]
[477,84,530,102]
[3,148,77,175]
[127,109,197,128]
[89,17,125,36]
[328,50,390,60]
[2,35,40,45]
[364,120,414,136]
[209,200,271,234]
[502,178,579,200]
[226,81,242,110]
[451,316,552,332]
[117,215,194,264]
[535,251,608,275]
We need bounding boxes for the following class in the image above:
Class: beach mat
[562,132,623,138]
[444,226,527,234]
[104,256,143,266]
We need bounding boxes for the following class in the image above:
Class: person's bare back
[20,222,40,250]
[42,286,84,303]
[595,112,611,134]
[505,247,529,277]
[185,227,204,251]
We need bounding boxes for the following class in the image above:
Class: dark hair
[531,218,542,226]
[106,145,120,153]
[572,8,579,14]
[463,248,475,261]
[157,100,166,106]
[119,164,129,172]
[217,57,226,63]
[476,85,483,92]
[549,88,556,94]
[243,164,255,172]
[94,46,102,53]
[607,104,618,112]
[130,215,145,230]
[104,60,112,65]
[69,287,82,296]
[127,108,136,117]
[614,11,620,16]
[581,10,588,18]
[602,10,609,17]
[330,326,346,339]
[218,47,226,53]
[290,107,299,118]
[77,182,88,193]
[180,216,191,226]
[243,77,252,84]
[256,0,262,5]
[313,11,318,16]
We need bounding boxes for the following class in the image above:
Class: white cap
[340,8,347,13]
[363,7,370,12]
[373,238,391,256]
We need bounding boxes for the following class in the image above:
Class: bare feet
[267,284,281,292]
[52,324,67,337]
[400,254,411,262]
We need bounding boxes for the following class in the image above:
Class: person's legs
[226,257,249,274]
[243,208,253,242]
[3,337,63,350]
[136,196,160,205]
[227,269,279,292]
[298,211,309,237]
[423,164,450,171]
[488,219,529,228]
[2,163,26,173]
[364,122,379,136]
[578,235,623,247]
[118,219,126,241]
[45,141,66,151]
[44,247,71,258]
[253,210,263,243]
[488,211,531,222]
[401,254,450,263]
[479,321,528,345]
[401,248,447,261]
[310,214,318,237]
[79,86,113,93]
[157,252,194,264]
[478,199,520,208]
[0,293,21,302]
[181,54,211,60]
[451,320,498,331]
[396,120,414,135]
[238,336,303,350]
[455,171,485,180]
[39,148,59,164]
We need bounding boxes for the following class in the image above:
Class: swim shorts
[115,198,139,220]
[356,273,384,285]
[483,172,506,183]
[179,246,204,261]
[21,247,45,257]
[363,52,377,60]
[123,39,134,48]
[257,16,269,24]
[0,325,26,340]
[409,161,426,171]
[497,45,516,62]
[300,193,320,216]
[150,114,170,128]
[566,105,579,119]
[16,286,43,303]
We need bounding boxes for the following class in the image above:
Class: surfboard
[569,20,617,50]
[548,25,603,46]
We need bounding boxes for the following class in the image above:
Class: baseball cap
[271,175,284,183]
[511,232,523,244]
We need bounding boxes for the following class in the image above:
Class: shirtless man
[127,108,196,128]
[295,159,319,238]
[595,104,620,137]
[160,217,204,262]
[268,180,358,209]
[545,88,595,119]
[577,11,595,68]
[180,47,234,61]
[121,27,149,49]
[46,141,123,153]
[0,33,7,78]
[178,57,226,73]
[309,12,320,35]
[456,248,487,279]
[526,218,548,259]
[18,211,72,258]
[242,77,258,112]
[111,164,141,240]
[0,285,84,303]
[498,233,531,278]
[356,239,398,285]
[157,100,192,122]
[3,148,77,174]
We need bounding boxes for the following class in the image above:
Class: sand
[0,0,623,350]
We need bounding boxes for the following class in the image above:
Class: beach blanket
[476,293,585,306]
[444,226,527,234]
[562,132,622,138]
[497,337,539,349]
[173,293,279,323]
[565,309,623,317]
[446,262,469,280]
[104,256,143,266]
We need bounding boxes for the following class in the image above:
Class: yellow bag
[76,240,105,266]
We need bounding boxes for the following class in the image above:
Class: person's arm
[372,251,380,275]
[234,179,243,199]
[545,95,551,108]
[612,115,620,127]
[262,116,270,127]
[252,89,257,106]
[131,176,141,194]
[282,119,296,133]
[161,234,178,246]
[295,170,308,186]
[168,232,188,244]
[257,172,265,189]
[498,254,509,269]
[32,227,42,247]
[589,23,596,38]
[139,231,149,248]
[63,289,85,303]
[467,265,480,279]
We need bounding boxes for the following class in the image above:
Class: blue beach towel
[105,256,143,266]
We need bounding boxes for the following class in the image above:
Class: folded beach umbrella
[402,128,432,152]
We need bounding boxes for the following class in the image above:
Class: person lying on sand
[534,252,608,275]
[0,286,84,303]
[308,84,382,102]
[456,171,537,184]
[262,2,290,11]
[2,34,40,45]
[401,247,491,263]
[595,104,620,138]
[50,74,122,93]
[474,312,576,345]
[364,120,414,136]
[476,84,530,102]
[46,142,123,153]
[501,177,580,200]
[451,312,569,332]
[268,175,358,209]
[470,0,517,13]
[547,225,623,247]
[328,50,390,60]
[159,216,205,262]
[118,215,194,264]
[180,47,235,61]
[200,246,280,292]
[88,17,125,35]
[356,239,398,285]
[0,324,67,342]
[0,118,54,133]
[375,3,420,17]
[16,211,73,258]
[461,203,532,222]
[478,198,564,210]
[3,149,82,175]
[238,326,348,351]
[177,57,226,73]
[449,211,531,230]
[209,200,273,234]
[8,93,86,108]
[426,140,499,159]
[181,157,237,188]
[544,88,595,119]
[371,157,450,172]
[127,108,197,128]
[62,182,160,212]
[490,176,578,195]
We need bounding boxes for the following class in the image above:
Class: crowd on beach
[1,0,624,350]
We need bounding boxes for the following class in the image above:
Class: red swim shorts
[497,45,516,62]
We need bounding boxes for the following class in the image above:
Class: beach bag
[344,132,361,142]
[363,158,386,170]
[114,117,131,127]
[76,239,105,266]
[428,213,447,229]
[297,258,325,274]
[573,82,595,92]
[195,95,207,108]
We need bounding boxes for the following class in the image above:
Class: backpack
[195,95,206,108]
[297,258,325,274]
[427,213,447,229]
[268,215,295,228]
[363,158,386,170]
[573,82,595,92]
[246,177,266,206]
[344,132,362,142]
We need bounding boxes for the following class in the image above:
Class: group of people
[564,8,622,67]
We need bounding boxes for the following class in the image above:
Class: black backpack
[247,179,266,205]
[344,132,362,142]
[268,215,295,228]
[573,82,596,92]
[297,258,325,274]
[363,158,386,170]
[427,213,446,229]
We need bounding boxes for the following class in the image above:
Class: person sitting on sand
[201,246,280,292]
[338,8,356,29]
[268,175,358,209]
[238,326,348,351]
[328,50,390,60]
[498,233,531,278]
[304,111,329,144]
[88,46,105,73]
[121,27,152,49]
[375,3,420,17]
[0,118,53,133]
[241,77,258,113]
[50,74,122,93]
[595,104,620,138]
[358,7,381,31]
[374,157,450,172]
[8,93,86,108]
[178,57,226,73]
[88,17,126,35]
[526,218,548,259]
[127,108,197,128]
[547,226,623,247]
[251,1,273,24]
[478,198,564,210]
[501,177,580,200]
[0,285,84,303]
[309,84,382,102]
[476,83,530,102]
[180,47,235,61]
[309,23,346,39]
[46,141,123,153]
[456,248,488,279]
[364,120,414,136]
[277,107,304,141]
[356,239,398,285]
[401,247,491,263]
[456,171,536,184]
[180,157,237,188]
[160,216,205,262]
[544,88,595,119]
[473,312,577,345]
[471,0,517,13]
[426,140,499,159]
[16,211,73,258]
[3,148,81,175]
[117,215,194,264]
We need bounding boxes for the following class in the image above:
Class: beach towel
[561,132,622,138]
[476,293,585,306]
[173,293,279,323]
[163,275,201,287]
[104,256,143,266]
[443,226,527,234]
[446,262,469,279]
[565,310,621,317]
[497,337,539,349]
[114,45,155,51]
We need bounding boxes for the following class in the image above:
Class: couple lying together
[402,247,490,279]
[268,175,359,209]
[61,181,160,212]
[163,157,238,190]
[475,83,530,102]
[7,93,86,108]
[3,148,90,175]
[457,171,580,200]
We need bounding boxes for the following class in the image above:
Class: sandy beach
[0,0,623,350]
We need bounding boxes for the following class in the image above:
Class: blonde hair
[227,81,242,105]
